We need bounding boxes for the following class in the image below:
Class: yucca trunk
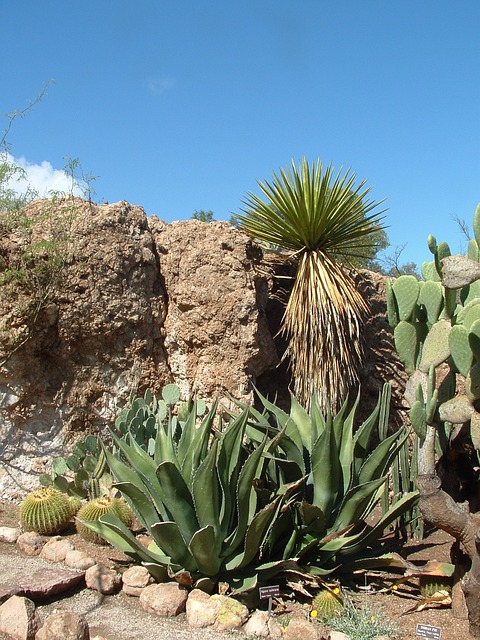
[283,250,367,410]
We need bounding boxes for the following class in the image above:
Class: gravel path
[0,547,243,640]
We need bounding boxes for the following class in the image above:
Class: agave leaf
[113,481,160,530]
[337,393,359,490]
[188,525,222,577]
[106,436,171,518]
[217,410,250,536]
[311,419,341,515]
[266,431,305,478]
[339,491,419,556]
[150,521,197,572]
[333,476,387,532]
[331,394,351,451]
[298,500,326,533]
[156,461,199,543]
[358,427,409,485]
[253,387,290,430]
[153,416,179,467]
[352,391,382,476]
[192,439,221,533]
[226,497,283,571]
[83,512,169,565]
[224,437,267,552]
[288,395,312,451]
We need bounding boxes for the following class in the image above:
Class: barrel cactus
[76,496,133,545]
[312,588,344,619]
[20,488,73,535]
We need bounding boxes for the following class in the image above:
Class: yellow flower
[370,616,376,623]
[392,584,398,590]
[333,587,340,594]
[310,610,318,619]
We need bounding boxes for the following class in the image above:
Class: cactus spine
[76,496,133,545]
[20,488,73,535]
[311,589,344,619]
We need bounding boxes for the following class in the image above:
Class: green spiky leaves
[236,158,385,410]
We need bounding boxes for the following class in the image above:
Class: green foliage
[237,157,386,410]
[387,204,480,542]
[244,384,418,572]
[326,598,399,640]
[82,385,417,593]
[40,434,110,500]
[192,209,214,222]
[387,206,480,450]
[83,397,295,594]
[20,487,73,535]
[76,496,132,545]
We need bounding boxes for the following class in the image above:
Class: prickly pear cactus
[39,434,110,500]
[387,204,480,456]
[20,488,73,535]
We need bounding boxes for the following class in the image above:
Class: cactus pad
[466,364,480,402]
[394,321,418,374]
[449,325,473,377]
[392,276,420,322]
[418,281,443,326]
[419,319,451,373]
[20,488,73,535]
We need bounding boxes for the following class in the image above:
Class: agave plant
[81,400,298,594]
[236,158,385,410]
[243,384,418,573]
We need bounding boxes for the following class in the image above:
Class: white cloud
[4,153,82,198]
[145,76,175,94]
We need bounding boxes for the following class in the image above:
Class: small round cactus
[20,488,73,535]
[67,495,82,516]
[311,588,344,619]
[76,496,132,545]
[419,575,453,598]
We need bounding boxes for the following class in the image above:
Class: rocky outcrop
[0,200,277,498]
[0,198,405,498]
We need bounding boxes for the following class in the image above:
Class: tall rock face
[0,198,405,499]
[0,200,277,498]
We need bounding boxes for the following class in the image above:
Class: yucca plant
[243,384,418,573]
[81,402,299,595]
[237,158,385,410]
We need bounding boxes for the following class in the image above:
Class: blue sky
[2,1,480,267]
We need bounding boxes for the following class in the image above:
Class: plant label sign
[416,623,442,640]
[259,585,280,599]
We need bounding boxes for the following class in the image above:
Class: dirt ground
[0,500,474,640]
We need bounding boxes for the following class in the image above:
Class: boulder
[16,568,85,600]
[85,563,121,595]
[139,582,188,617]
[39,536,75,562]
[121,565,154,596]
[35,610,89,640]
[16,532,46,557]
[0,595,39,640]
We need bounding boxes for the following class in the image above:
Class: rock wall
[0,200,277,498]
[0,199,405,498]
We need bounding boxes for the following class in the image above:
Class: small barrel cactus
[20,488,73,535]
[76,496,133,545]
[68,495,82,516]
[419,575,453,598]
[311,588,344,619]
